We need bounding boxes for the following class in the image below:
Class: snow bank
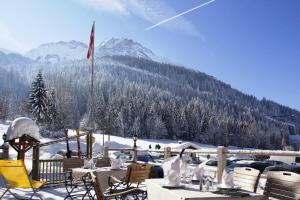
[6,117,39,141]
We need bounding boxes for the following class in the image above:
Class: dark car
[262,164,300,175]
[225,160,273,173]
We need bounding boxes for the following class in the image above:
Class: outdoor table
[72,166,127,193]
[146,179,266,200]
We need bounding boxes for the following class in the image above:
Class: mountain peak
[95,37,163,62]
[26,40,88,64]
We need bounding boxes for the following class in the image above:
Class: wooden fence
[30,144,300,186]
[38,159,64,185]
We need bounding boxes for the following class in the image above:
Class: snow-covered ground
[0,121,217,173]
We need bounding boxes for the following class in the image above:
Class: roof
[169,142,201,150]
[6,117,39,141]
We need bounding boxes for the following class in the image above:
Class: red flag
[87,22,95,59]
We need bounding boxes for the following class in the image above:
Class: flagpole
[90,21,95,158]
[91,21,95,132]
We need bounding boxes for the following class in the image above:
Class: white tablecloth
[72,167,127,192]
[146,179,266,200]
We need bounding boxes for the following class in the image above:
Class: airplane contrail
[145,0,216,31]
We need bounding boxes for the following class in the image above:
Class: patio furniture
[0,160,45,200]
[264,171,300,199]
[233,167,260,193]
[72,166,127,200]
[108,163,153,191]
[85,164,152,200]
[94,157,110,167]
[63,158,93,200]
[146,178,266,200]
[63,158,84,172]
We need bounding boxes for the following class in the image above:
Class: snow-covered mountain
[26,40,88,64]
[0,48,32,65]
[95,37,163,62]
[23,38,163,64]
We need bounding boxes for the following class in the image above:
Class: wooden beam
[32,145,40,180]
[39,132,89,147]
[76,128,82,158]
[217,146,227,184]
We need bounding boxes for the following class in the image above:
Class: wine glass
[185,168,194,186]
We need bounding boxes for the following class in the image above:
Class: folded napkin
[194,166,204,181]
[221,170,234,188]
[162,155,181,186]
[110,158,122,169]
[84,159,94,169]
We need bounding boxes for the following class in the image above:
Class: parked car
[224,160,276,173]
[269,156,300,166]
[199,159,233,175]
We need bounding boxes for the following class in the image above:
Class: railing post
[89,133,93,159]
[32,144,40,181]
[103,146,109,158]
[133,147,138,163]
[2,143,9,159]
[217,146,227,184]
[164,147,171,160]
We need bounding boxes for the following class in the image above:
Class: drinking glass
[185,168,193,186]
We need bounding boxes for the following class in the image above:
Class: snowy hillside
[0,49,32,65]
[26,40,88,64]
[95,37,163,63]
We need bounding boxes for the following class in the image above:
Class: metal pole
[90,21,95,157]
[91,21,95,131]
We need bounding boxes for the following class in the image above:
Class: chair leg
[29,189,43,200]
[0,188,9,199]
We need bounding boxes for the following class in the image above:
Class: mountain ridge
[23,37,163,64]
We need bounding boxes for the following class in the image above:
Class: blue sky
[0,0,300,110]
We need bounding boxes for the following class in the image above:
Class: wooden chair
[94,157,110,167]
[0,160,45,199]
[233,167,260,193]
[90,163,153,200]
[62,158,84,172]
[264,171,300,200]
[62,158,92,200]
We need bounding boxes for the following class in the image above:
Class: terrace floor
[0,186,76,200]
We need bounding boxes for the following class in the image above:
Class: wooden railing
[38,159,64,185]
[30,144,300,187]
[149,146,300,184]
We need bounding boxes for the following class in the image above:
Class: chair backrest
[62,158,84,172]
[204,169,217,178]
[0,160,32,188]
[233,167,260,192]
[264,171,300,200]
[125,163,153,184]
[94,157,110,167]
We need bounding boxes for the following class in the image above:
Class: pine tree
[46,88,59,129]
[29,71,48,123]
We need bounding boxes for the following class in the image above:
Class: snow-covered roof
[6,117,39,141]
[169,142,201,150]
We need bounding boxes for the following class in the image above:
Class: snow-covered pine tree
[29,71,48,123]
[46,88,59,130]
